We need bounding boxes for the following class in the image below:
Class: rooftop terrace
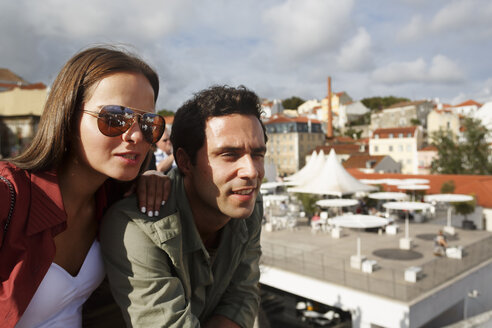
[260,218,492,303]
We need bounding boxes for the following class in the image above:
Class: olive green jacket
[100,170,262,328]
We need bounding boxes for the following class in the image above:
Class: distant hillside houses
[0,68,47,158]
[261,92,492,178]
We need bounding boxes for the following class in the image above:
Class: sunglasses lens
[96,106,165,143]
[97,105,133,137]
[140,114,165,143]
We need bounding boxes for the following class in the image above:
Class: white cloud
[337,27,373,71]
[372,55,464,84]
[262,0,354,59]
[428,55,464,83]
[398,15,425,40]
[399,0,492,41]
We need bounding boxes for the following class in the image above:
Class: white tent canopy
[285,150,326,186]
[284,150,318,182]
[288,149,377,196]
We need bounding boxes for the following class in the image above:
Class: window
[374,134,379,139]
[389,145,393,151]
[407,133,412,137]
[389,133,393,138]
[406,145,411,151]
[374,145,379,152]
[398,145,403,151]
[406,159,411,164]
[398,133,403,138]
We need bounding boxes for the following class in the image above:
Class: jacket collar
[26,169,108,236]
[172,170,249,254]
[27,170,67,236]
[138,169,250,255]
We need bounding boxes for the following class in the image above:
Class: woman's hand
[132,170,171,217]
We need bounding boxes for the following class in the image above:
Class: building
[319,91,353,124]
[297,99,322,116]
[426,107,460,143]
[369,126,424,174]
[370,100,434,131]
[0,69,47,157]
[343,154,401,173]
[264,114,325,176]
[261,98,284,119]
[417,145,438,175]
[312,136,367,164]
[337,101,370,130]
[451,99,482,117]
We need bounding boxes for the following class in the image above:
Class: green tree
[360,96,410,111]
[157,109,175,117]
[440,180,455,193]
[344,127,362,140]
[295,193,319,217]
[431,117,492,175]
[282,96,305,110]
[453,196,476,227]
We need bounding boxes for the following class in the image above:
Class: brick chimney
[326,76,333,138]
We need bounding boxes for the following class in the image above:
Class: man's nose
[238,155,259,179]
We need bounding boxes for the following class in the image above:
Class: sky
[2,0,492,111]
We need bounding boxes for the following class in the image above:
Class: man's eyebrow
[214,146,266,153]
[252,146,267,153]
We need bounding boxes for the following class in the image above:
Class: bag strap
[0,175,16,247]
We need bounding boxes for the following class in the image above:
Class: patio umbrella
[397,184,430,201]
[368,192,408,201]
[316,198,358,215]
[383,201,433,239]
[424,194,474,234]
[331,214,389,257]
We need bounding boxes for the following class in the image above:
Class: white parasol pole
[357,237,361,257]
[447,206,452,228]
[405,211,409,239]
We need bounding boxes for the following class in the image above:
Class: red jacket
[0,162,111,328]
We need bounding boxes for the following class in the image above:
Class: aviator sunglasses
[83,105,165,144]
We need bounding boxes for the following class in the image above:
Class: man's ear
[176,148,192,176]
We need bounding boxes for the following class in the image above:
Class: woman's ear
[176,148,192,176]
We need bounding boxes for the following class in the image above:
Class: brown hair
[171,85,267,165]
[9,45,159,171]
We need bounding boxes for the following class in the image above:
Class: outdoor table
[330,214,389,269]
[383,201,433,250]
[424,194,474,235]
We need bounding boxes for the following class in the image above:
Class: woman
[0,46,168,327]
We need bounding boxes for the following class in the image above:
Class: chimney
[326,76,333,138]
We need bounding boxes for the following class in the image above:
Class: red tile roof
[343,155,386,169]
[372,126,417,138]
[0,68,28,83]
[420,145,438,151]
[453,100,482,108]
[347,169,492,208]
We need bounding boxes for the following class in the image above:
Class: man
[100,85,267,328]
[154,127,177,173]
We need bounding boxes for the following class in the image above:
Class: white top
[16,240,105,328]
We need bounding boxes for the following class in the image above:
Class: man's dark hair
[171,85,267,165]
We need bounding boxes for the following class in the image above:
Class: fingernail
[141,207,146,214]
[147,211,153,218]
[161,200,166,206]
[154,211,159,217]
